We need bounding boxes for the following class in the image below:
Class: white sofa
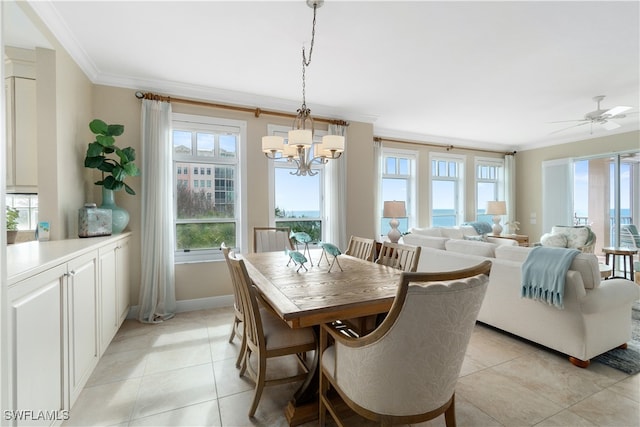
[403,235,640,367]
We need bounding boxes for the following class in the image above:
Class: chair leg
[444,394,456,427]
[248,355,267,417]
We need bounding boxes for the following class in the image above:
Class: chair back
[549,225,596,253]
[621,224,640,248]
[227,253,265,352]
[375,241,421,272]
[345,236,375,262]
[327,261,491,417]
[221,243,242,315]
[253,227,294,253]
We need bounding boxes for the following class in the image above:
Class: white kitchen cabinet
[7,264,68,427]
[66,250,99,406]
[5,76,38,192]
[98,236,130,355]
[6,234,132,425]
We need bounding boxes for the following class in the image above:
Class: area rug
[592,301,640,375]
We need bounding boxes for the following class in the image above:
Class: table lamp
[383,201,406,243]
[486,201,507,235]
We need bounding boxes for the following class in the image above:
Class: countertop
[7,232,132,286]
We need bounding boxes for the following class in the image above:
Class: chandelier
[261,0,345,176]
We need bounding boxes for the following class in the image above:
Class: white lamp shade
[288,129,313,147]
[486,201,507,215]
[321,135,345,152]
[262,136,284,153]
[383,200,406,218]
[283,142,299,158]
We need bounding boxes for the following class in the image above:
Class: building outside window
[172,113,246,261]
[475,158,504,223]
[380,148,417,237]
[430,153,465,226]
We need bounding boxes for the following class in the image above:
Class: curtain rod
[374,136,516,156]
[134,91,349,127]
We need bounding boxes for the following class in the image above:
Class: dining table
[241,248,404,426]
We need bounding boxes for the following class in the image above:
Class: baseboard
[127,294,234,319]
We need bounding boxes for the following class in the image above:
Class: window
[475,158,504,222]
[267,125,324,242]
[173,113,247,262]
[5,193,38,230]
[430,153,465,226]
[380,148,417,237]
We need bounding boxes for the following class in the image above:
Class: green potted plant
[84,119,140,233]
[6,206,19,244]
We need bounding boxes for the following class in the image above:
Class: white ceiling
[8,0,640,151]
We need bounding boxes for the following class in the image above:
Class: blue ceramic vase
[100,187,129,234]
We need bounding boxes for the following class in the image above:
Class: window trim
[474,156,505,221]
[429,152,466,226]
[378,147,418,238]
[172,113,247,263]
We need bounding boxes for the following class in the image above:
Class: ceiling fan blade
[603,106,631,117]
[547,119,587,124]
[600,120,621,130]
[548,121,590,135]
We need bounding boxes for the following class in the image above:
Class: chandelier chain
[300,2,318,109]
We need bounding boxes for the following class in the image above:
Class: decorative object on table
[318,242,343,272]
[261,0,346,177]
[291,231,314,266]
[84,119,140,234]
[286,249,308,272]
[486,200,507,235]
[383,200,406,243]
[505,220,520,234]
[78,203,112,237]
[37,221,50,241]
[6,205,19,244]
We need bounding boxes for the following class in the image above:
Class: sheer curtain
[504,153,517,226]
[138,99,176,323]
[324,124,348,250]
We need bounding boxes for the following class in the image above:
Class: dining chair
[344,235,376,262]
[221,243,245,368]
[227,251,317,417]
[375,241,422,272]
[319,261,492,427]
[253,226,294,253]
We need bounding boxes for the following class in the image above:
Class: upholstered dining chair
[227,251,317,417]
[375,241,421,272]
[319,261,492,427]
[345,235,376,262]
[253,226,294,253]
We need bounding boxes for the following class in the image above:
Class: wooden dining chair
[319,261,492,427]
[253,226,294,253]
[375,241,421,272]
[344,235,376,262]
[221,243,246,368]
[227,252,317,417]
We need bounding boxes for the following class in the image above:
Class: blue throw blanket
[463,221,493,235]
[521,246,580,309]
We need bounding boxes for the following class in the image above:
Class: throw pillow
[551,226,590,249]
[464,234,487,242]
[540,232,568,248]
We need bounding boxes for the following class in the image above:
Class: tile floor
[63,307,639,427]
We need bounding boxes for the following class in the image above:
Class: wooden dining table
[241,248,403,426]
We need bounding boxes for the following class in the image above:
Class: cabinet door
[8,264,67,426]
[116,237,131,324]
[67,250,99,406]
[99,242,118,355]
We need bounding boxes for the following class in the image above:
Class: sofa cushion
[495,245,533,262]
[551,226,590,249]
[410,227,443,237]
[441,228,464,239]
[445,239,497,258]
[402,234,448,250]
[540,232,567,248]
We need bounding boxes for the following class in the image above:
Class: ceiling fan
[549,95,632,135]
